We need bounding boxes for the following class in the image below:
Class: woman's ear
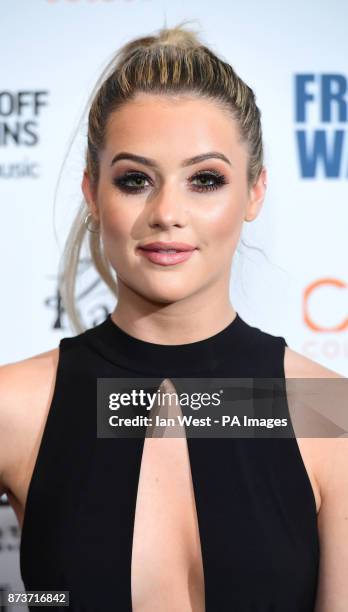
[81,170,99,221]
[244,166,267,222]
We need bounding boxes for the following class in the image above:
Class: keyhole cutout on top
[130,378,206,612]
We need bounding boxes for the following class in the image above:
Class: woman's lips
[137,248,196,266]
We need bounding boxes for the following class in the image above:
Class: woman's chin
[141,285,195,305]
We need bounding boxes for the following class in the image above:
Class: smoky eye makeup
[112,167,229,195]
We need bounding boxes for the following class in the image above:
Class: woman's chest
[20,424,320,611]
[130,435,205,611]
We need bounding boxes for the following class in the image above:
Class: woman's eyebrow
[110,151,232,168]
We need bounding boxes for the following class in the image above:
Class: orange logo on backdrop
[303,278,348,332]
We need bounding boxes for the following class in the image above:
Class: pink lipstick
[137,241,197,267]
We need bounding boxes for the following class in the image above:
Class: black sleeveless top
[20,312,319,611]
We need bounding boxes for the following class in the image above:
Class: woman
[0,22,346,612]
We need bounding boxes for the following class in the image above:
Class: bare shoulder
[0,347,60,496]
[284,346,343,379]
[283,345,346,517]
[284,353,348,609]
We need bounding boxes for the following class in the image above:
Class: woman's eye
[112,170,227,195]
[190,171,227,192]
[113,172,150,193]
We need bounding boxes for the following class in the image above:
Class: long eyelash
[189,169,227,192]
[113,171,149,195]
[112,169,228,195]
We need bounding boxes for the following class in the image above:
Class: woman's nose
[147,185,186,228]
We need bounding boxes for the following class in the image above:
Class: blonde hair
[58,20,264,333]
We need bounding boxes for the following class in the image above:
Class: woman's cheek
[205,198,242,244]
[100,204,133,244]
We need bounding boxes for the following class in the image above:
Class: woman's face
[83,92,266,305]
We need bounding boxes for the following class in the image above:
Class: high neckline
[83,311,244,376]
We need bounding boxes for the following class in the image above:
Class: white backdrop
[1,0,347,602]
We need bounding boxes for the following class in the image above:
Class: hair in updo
[59,20,264,333]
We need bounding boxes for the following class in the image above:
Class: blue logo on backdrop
[295,74,347,178]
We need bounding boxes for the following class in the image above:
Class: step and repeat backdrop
[1,0,347,606]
